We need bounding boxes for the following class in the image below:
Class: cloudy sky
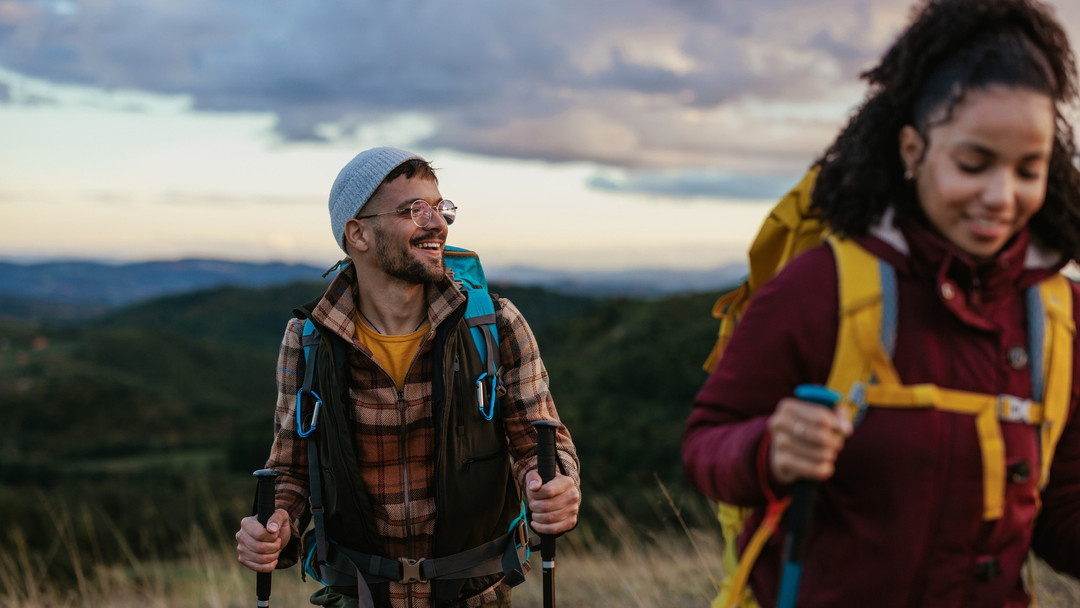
[3,0,1080,272]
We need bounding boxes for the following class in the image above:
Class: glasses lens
[409,200,433,227]
[438,200,456,225]
[408,200,455,227]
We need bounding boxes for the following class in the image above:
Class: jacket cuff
[276,520,303,570]
[756,429,789,501]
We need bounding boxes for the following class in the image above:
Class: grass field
[3,495,1080,608]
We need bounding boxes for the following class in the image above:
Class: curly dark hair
[812,0,1080,260]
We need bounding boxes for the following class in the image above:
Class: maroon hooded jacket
[683,218,1080,607]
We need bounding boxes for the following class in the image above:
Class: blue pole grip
[776,385,840,608]
[793,384,841,408]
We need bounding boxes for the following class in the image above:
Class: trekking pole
[532,420,560,608]
[253,469,282,608]
[776,385,841,608]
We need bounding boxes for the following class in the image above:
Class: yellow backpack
[705,169,1076,608]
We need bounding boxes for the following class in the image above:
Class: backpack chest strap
[855,382,1045,521]
[828,237,1076,522]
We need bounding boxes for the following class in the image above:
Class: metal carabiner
[476,372,497,420]
[296,389,323,437]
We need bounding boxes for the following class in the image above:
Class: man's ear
[343,217,371,253]
[898,125,924,179]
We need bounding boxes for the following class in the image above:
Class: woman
[682,1,1080,606]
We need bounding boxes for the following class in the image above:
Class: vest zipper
[399,328,431,607]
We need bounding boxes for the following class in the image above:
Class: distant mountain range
[0,257,746,320]
[485,264,746,298]
[0,259,327,307]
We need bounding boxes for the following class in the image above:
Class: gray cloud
[2,0,1074,195]
[588,169,805,201]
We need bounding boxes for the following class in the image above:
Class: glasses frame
[355,199,456,228]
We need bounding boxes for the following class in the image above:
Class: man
[236,147,581,608]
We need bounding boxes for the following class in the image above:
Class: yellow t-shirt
[354,314,430,390]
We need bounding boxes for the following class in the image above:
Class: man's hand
[525,469,580,535]
[236,509,293,572]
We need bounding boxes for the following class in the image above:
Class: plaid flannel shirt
[267,263,580,608]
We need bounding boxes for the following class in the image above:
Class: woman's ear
[898,125,924,179]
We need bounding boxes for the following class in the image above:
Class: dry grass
[0,527,719,608]
[2,492,1079,607]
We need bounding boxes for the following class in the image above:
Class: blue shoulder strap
[296,317,329,565]
[297,319,323,437]
[444,246,503,420]
[1026,285,1047,403]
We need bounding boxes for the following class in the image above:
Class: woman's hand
[768,397,853,486]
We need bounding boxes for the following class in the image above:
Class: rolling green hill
[1,280,728,581]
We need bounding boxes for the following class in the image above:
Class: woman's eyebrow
[954,140,1049,161]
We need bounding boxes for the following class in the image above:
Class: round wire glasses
[355,199,457,227]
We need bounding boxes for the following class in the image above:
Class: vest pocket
[462,448,507,472]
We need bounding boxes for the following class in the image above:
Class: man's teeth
[417,242,441,249]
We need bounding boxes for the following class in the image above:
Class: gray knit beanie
[329,146,423,252]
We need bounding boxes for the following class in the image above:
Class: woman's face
[899,86,1055,261]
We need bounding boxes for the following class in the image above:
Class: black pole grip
[532,420,560,608]
[253,469,281,608]
[534,420,559,485]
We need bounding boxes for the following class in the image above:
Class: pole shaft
[254,469,281,607]
[533,421,559,608]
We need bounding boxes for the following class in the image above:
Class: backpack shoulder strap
[1032,273,1075,489]
[294,316,330,565]
[444,246,504,419]
[293,296,348,568]
[825,236,899,420]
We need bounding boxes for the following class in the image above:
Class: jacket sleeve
[682,246,839,506]
[1031,283,1080,577]
[495,298,581,491]
[264,317,311,569]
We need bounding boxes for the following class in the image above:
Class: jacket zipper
[354,325,429,606]
[398,387,411,551]
[400,330,432,608]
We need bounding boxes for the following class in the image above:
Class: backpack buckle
[998,395,1036,424]
[398,557,426,584]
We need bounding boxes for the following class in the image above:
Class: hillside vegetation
[1,279,722,586]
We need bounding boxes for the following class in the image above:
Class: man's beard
[372,223,445,285]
